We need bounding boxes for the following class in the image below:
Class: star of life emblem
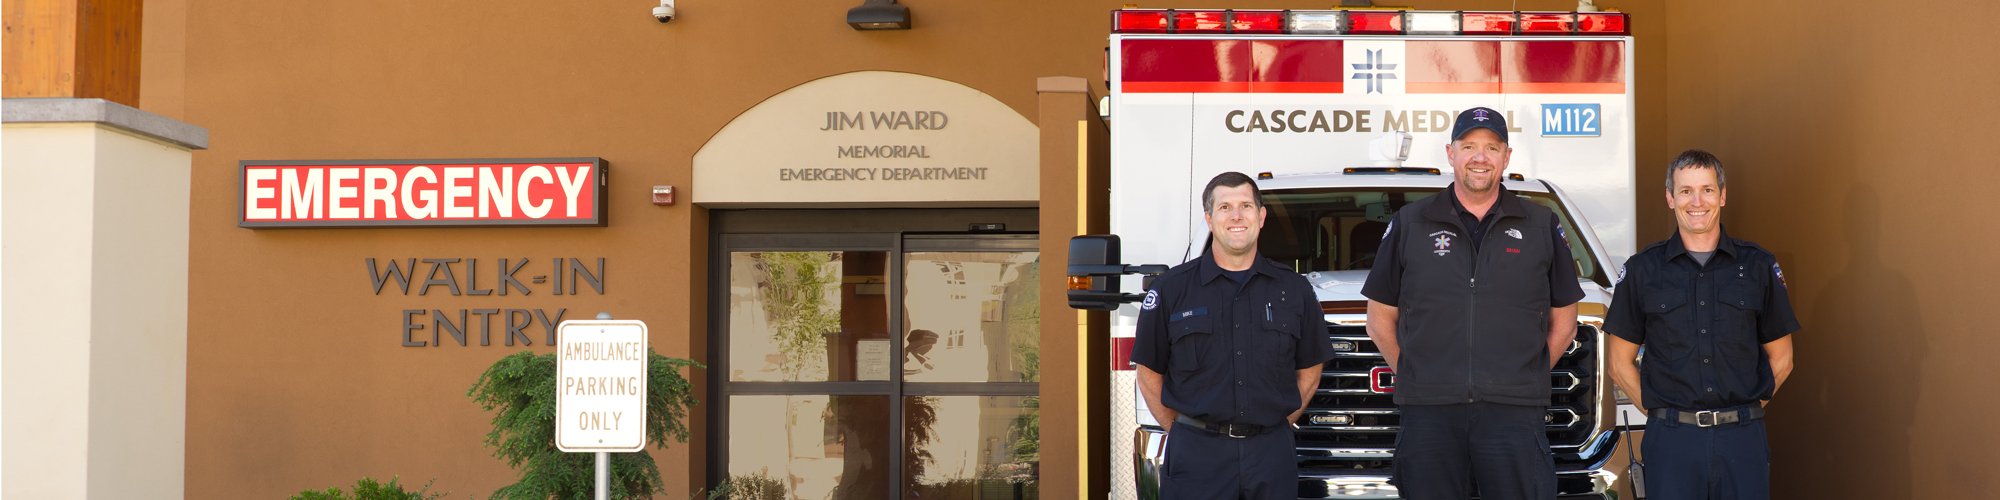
[1429,230,1457,256]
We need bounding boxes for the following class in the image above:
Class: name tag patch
[1171,307,1209,322]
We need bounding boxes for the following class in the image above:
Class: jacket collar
[1423,183,1528,228]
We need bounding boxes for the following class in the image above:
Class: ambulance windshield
[1258,187,1609,287]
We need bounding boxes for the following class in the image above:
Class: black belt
[1652,406,1765,428]
[1176,415,1271,439]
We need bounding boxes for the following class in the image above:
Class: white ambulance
[1070,7,1645,499]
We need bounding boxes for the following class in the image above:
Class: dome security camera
[652,0,675,23]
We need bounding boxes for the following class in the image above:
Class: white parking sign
[555,319,648,452]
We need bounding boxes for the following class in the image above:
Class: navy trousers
[1161,421,1298,500]
[1391,402,1556,500]
[1640,408,1771,500]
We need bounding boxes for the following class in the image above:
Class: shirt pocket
[1641,285,1694,362]
[1719,275,1766,311]
[1169,316,1214,375]
[1717,278,1766,362]
[1261,310,1304,383]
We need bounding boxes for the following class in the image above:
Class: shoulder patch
[1141,289,1159,310]
[1614,264,1627,286]
[1383,219,1395,239]
[1772,262,1787,289]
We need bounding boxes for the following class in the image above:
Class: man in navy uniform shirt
[1131,172,1337,499]
[1362,107,1585,500]
[1605,150,1799,499]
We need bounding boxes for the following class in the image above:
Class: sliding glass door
[714,227,1040,500]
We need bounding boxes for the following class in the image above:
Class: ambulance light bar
[1343,167,1440,175]
[1113,9,1628,36]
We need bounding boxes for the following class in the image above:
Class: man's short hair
[1202,172,1263,214]
[1666,149,1728,190]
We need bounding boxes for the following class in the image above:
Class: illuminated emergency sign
[239,158,606,227]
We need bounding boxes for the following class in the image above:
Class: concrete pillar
[3,97,206,499]
[1034,76,1111,500]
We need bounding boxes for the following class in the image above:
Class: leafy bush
[724,471,786,500]
[290,477,441,500]
[467,350,702,499]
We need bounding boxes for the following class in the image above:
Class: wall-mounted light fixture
[847,0,910,30]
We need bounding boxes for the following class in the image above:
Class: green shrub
[467,350,702,499]
[290,476,441,500]
[723,471,786,500]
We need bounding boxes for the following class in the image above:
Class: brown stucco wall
[142,0,2000,497]
[159,2,1126,497]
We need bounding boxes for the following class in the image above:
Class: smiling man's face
[1447,128,1511,195]
[1668,165,1728,236]
[1205,183,1265,257]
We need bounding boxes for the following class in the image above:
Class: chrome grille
[1297,324,1604,472]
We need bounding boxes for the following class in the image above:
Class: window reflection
[906,396,1041,499]
[903,252,1040,383]
[727,395,890,500]
[723,244,1040,499]
[729,251,890,382]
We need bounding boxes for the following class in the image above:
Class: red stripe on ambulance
[1121,39,1346,93]
[1112,337,1137,371]
[1402,40,1624,94]
[1120,39,1623,94]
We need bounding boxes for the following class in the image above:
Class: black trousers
[1391,402,1556,500]
[1641,407,1770,500]
[1161,422,1298,500]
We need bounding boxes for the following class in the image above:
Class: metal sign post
[596,449,609,500]
[557,312,649,500]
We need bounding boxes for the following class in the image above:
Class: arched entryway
[695,71,1044,499]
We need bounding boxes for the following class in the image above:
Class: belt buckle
[1694,410,1719,428]
[1224,424,1252,439]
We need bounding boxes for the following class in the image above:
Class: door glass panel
[729,251,890,382]
[905,395,1041,499]
[719,232,1041,499]
[727,395,891,500]
[903,252,1041,383]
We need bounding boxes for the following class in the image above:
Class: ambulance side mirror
[1066,235,1168,311]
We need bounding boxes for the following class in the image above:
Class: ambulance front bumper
[1293,469,1617,499]
[1133,426,1620,499]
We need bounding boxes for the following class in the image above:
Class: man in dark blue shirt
[1130,172,1337,499]
[1605,150,1799,499]
[1362,107,1585,500]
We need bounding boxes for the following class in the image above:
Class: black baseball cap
[1449,107,1508,143]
